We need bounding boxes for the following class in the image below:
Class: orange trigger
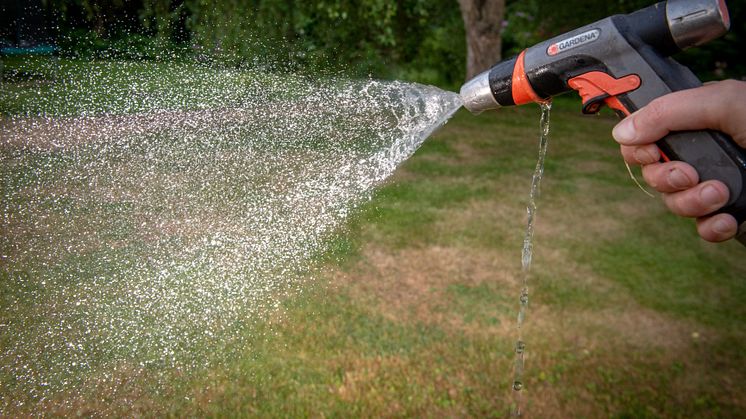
[568,71,640,114]
[603,96,631,116]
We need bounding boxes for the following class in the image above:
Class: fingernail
[668,168,691,189]
[633,148,653,164]
[700,184,725,208]
[612,118,635,144]
[713,218,733,235]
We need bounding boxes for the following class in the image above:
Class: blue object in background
[0,0,58,83]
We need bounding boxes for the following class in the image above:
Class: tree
[458,0,505,80]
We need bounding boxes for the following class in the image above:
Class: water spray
[460,0,746,245]
[1,70,462,411]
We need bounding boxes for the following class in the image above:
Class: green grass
[167,104,746,417]
[2,60,745,417]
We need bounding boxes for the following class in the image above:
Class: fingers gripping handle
[604,48,746,244]
[656,129,746,212]
[657,129,746,240]
[621,56,746,243]
[569,70,746,243]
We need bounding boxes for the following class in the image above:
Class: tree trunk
[458,0,505,80]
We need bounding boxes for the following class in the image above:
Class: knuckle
[642,97,669,128]
[716,81,746,147]
[719,79,746,93]
[676,195,692,214]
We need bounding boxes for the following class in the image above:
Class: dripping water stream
[511,102,552,417]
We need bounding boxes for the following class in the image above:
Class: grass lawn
[169,104,746,418]
[2,61,745,417]
[224,107,743,417]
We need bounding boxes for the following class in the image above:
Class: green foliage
[24,0,746,89]
[503,0,655,56]
[180,0,465,83]
[42,0,465,86]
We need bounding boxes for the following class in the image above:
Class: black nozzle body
[460,0,730,112]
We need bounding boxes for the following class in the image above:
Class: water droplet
[513,380,523,391]
[515,340,525,354]
[519,290,529,305]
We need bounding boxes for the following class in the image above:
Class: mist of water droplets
[0,62,461,411]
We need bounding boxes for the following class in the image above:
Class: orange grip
[511,50,548,106]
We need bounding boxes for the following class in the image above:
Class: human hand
[612,80,746,242]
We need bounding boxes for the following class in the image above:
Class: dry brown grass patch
[335,245,519,334]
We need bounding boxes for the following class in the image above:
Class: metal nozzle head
[666,0,730,49]
[459,70,499,114]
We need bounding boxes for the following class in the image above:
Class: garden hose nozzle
[460,0,746,245]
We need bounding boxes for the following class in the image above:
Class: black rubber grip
[616,26,746,229]
[657,130,746,224]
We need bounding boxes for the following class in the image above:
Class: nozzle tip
[459,70,499,114]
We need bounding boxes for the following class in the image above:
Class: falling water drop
[513,380,524,391]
